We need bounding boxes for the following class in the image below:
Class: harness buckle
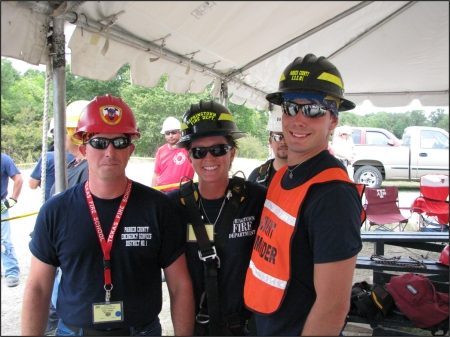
[195,313,210,324]
[198,246,221,268]
[196,292,210,324]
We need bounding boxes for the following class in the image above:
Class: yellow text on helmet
[188,111,217,125]
[288,70,310,81]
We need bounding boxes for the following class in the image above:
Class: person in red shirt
[151,116,195,193]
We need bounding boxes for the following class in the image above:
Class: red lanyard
[84,178,132,302]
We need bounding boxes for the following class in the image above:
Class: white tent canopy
[2,1,449,111]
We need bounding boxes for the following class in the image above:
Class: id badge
[92,301,124,323]
[187,223,214,242]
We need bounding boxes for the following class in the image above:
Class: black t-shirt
[30,181,186,329]
[167,180,267,318]
[253,150,363,335]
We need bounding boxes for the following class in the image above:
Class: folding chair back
[363,186,409,231]
[411,174,449,231]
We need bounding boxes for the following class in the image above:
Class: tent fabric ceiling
[1,1,448,110]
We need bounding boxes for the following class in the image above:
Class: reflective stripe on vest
[244,166,365,314]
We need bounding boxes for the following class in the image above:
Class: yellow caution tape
[1,211,39,222]
[2,180,198,222]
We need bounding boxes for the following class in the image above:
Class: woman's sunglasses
[281,101,329,118]
[84,137,131,150]
[165,130,179,136]
[190,144,232,159]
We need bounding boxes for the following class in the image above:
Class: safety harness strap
[178,175,248,335]
[256,159,273,184]
[178,180,221,335]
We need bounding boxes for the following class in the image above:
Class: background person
[48,100,90,197]
[48,117,55,151]
[151,116,194,193]
[1,153,23,287]
[243,54,365,336]
[30,117,69,203]
[332,125,355,163]
[331,125,355,178]
[248,110,288,186]
[167,100,267,335]
[29,150,75,202]
[22,94,194,336]
[43,100,90,336]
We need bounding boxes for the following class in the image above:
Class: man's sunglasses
[190,144,232,159]
[271,134,285,142]
[84,137,131,150]
[165,130,179,136]
[281,101,329,118]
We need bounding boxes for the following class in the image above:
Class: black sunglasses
[281,101,329,118]
[85,137,131,150]
[165,130,179,136]
[271,134,285,142]
[190,144,232,159]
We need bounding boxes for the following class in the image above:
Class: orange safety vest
[244,166,365,314]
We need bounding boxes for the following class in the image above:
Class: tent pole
[52,16,68,195]
[220,81,228,108]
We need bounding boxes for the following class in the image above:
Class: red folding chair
[363,186,410,231]
[411,174,449,232]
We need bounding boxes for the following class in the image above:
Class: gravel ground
[1,158,444,336]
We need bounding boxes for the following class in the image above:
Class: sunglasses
[85,137,131,150]
[165,130,179,136]
[271,134,285,142]
[190,144,232,159]
[281,101,329,118]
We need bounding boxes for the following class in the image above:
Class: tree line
[1,57,448,165]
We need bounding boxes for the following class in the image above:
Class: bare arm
[151,172,159,187]
[301,255,357,336]
[164,253,195,336]
[10,173,23,200]
[29,177,41,190]
[22,256,56,335]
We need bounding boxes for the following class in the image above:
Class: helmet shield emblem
[101,106,122,125]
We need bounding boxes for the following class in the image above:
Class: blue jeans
[1,205,20,277]
[56,317,162,336]
[52,267,61,307]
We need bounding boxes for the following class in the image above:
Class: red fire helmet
[74,94,140,140]
[438,245,449,266]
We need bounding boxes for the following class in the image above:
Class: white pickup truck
[338,126,449,188]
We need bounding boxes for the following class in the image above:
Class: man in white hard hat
[151,116,195,193]
[331,125,355,177]
[248,110,288,187]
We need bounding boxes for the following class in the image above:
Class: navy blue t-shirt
[167,180,267,318]
[252,150,363,335]
[30,151,75,201]
[30,181,186,329]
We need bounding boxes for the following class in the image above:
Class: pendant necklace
[199,196,227,226]
[287,163,302,179]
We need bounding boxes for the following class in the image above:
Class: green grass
[381,180,420,191]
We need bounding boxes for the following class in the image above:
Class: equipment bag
[386,273,449,329]
[349,281,394,326]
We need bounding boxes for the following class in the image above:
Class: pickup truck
[333,126,449,188]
